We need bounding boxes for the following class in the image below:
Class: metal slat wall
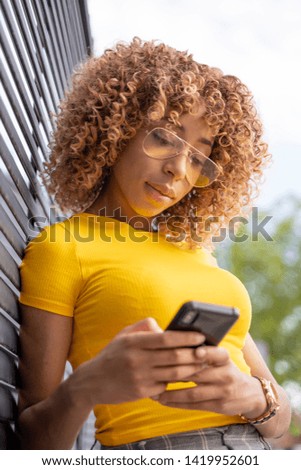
[0,0,92,449]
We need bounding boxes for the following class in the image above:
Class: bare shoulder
[18,304,73,413]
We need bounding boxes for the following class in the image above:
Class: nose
[162,151,188,181]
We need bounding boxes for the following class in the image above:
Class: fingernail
[195,333,205,342]
[195,347,206,358]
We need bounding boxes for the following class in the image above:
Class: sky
[86,0,301,211]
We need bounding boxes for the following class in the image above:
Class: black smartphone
[166,301,239,346]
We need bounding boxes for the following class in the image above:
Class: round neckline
[76,213,206,254]
[80,212,158,234]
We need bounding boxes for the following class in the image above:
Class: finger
[153,364,208,383]
[116,317,163,338]
[132,330,205,350]
[184,360,237,384]
[183,364,209,381]
[188,365,230,384]
[194,346,229,366]
[151,347,207,367]
[155,400,221,411]
[157,384,224,404]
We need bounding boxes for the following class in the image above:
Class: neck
[86,196,156,232]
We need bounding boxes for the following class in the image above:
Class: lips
[146,182,176,199]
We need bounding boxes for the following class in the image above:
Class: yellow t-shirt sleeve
[19,223,82,317]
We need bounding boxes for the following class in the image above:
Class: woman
[18,38,291,450]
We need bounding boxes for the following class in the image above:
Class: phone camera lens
[181,311,198,325]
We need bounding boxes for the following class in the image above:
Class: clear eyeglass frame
[142,127,220,188]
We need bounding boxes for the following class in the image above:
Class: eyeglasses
[142,127,220,188]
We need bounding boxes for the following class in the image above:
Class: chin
[132,208,162,219]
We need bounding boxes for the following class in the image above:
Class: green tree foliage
[216,195,301,394]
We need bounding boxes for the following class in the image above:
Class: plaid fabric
[92,424,271,450]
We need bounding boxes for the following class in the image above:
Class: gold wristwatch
[239,376,280,425]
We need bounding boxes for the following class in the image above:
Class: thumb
[116,317,163,338]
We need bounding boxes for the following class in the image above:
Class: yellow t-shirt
[19,213,251,446]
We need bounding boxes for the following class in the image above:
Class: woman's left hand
[153,345,267,419]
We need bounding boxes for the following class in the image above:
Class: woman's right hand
[71,318,210,407]
[17,307,228,449]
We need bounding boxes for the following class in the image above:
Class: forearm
[242,335,292,439]
[18,372,93,450]
[17,322,209,448]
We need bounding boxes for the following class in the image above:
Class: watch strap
[239,376,280,425]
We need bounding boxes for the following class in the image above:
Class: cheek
[114,149,149,178]
[177,183,193,203]
[112,159,139,187]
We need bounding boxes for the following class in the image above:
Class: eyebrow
[177,124,214,148]
[198,137,214,148]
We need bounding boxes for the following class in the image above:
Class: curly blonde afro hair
[44,37,270,249]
